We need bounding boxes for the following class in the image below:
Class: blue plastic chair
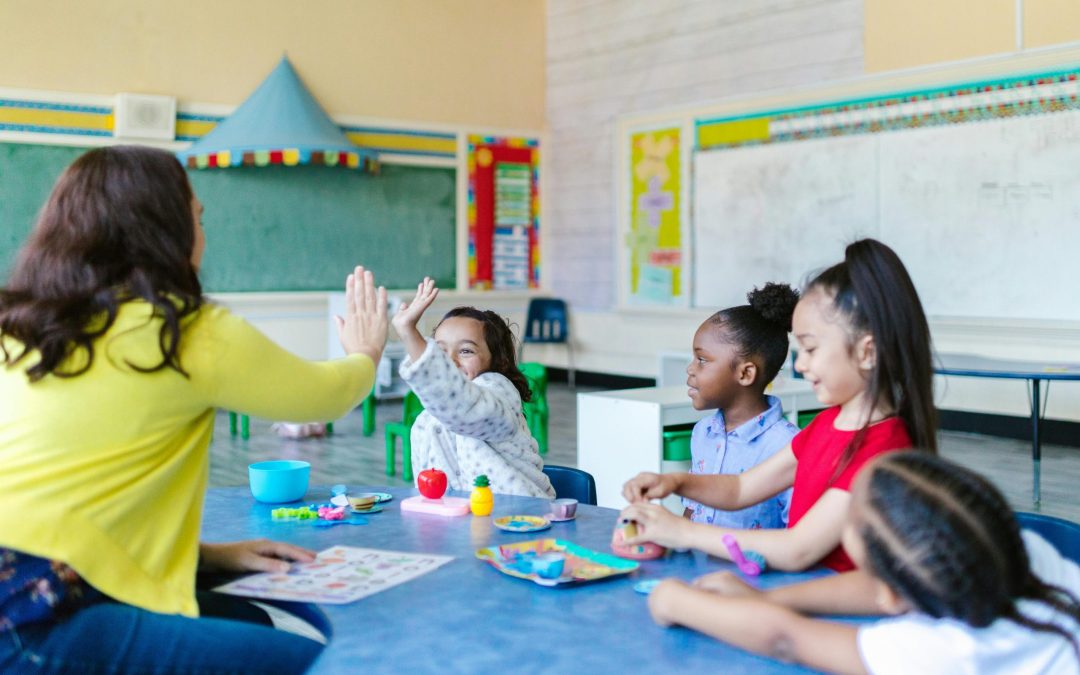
[520,298,575,388]
[542,465,597,506]
[1015,512,1080,564]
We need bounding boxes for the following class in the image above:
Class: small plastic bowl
[530,552,566,579]
[249,460,310,504]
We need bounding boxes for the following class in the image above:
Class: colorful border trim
[697,67,1080,150]
[0,99,112,137]
[466,134,540,290]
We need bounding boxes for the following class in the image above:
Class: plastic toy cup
[550,498,578,519]
[530,552,566,579]
[248,460,310,503]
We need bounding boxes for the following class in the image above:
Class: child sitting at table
[646,452,1080,675]
[393,278,554,498]
[681,283,800,530]
[620,239,937,572]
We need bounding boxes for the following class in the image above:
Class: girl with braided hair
[646,451,1080,674]
[392,277,554,498]
[621,239,936,572]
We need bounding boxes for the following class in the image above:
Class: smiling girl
[392,278,554,498]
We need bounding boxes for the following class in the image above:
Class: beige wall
[1025,0,1080,48]
[865,0,1016,72]
[0,0,545,128]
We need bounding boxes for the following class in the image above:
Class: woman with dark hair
[389,277,554,498]
[0,145,388,673]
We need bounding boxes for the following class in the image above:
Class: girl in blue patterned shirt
[680,283,799,530]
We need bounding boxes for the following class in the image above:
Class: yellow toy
[470,475,493,516]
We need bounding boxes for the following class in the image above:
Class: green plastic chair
[520,362,549,455]
[385,391,424,481]
[361,393,376,436]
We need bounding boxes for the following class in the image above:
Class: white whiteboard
[692,110,1080,321]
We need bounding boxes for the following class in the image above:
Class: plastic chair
[385,391,424,481]
[542,465,597,505]
[519,298,575,388]
[520,362,549,455]
[361,393,376,437]
[1015,512,1080,564]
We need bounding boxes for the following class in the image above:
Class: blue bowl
[249,460,310,503]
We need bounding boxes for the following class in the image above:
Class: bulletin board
[467,135,540,290]
[625,127,685,306]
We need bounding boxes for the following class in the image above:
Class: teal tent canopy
[177,56,376,170]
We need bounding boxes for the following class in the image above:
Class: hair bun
[747,282,799,331]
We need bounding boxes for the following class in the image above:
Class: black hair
[0,145,202,381]
[805,239,937,471]
[435,307,531,403]
[861,452,1080,658]
[708,282,799,388]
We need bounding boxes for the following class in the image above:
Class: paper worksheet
[215,546,454,604]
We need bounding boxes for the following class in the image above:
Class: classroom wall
[0,0,545,129]
[540,1,1080,424]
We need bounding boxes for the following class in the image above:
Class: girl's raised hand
[693,571,762,598]
[391,277,439,335]
[619,502,689,548]
[335,265,389,363]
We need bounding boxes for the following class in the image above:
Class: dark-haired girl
[392,277,554,498]
[679,282,801,530]
[621,239,936,572]
[0,146,387,672]
[647,452,1080,674]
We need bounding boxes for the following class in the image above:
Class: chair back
[520,362,548,400]
[523,299,569,344]
[1016,512,1080,565]
[542,465,597,505]
[403,391,425,425]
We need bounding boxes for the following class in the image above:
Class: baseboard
[938,409,1080,448]
[546,368,655,390]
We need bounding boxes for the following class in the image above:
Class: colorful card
[215,546,454,604]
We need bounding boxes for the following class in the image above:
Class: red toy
[417,468,448,499]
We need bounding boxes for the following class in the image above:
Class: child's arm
[401,342,523,443]
[648,579,868,675]
[391,277,440,362]
[695,569,888,616]
[623,445,797,508]
[621,487,849,571]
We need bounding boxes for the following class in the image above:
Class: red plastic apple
[417,468,448,500]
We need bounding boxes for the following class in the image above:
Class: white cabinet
[577,380,819,509]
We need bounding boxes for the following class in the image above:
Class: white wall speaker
[113,93,176,141]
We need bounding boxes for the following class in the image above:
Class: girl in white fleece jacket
[393,278,554,499]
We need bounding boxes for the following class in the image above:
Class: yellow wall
[1025,0,1080,48]
[866,0,1080,73]
[864,0,1016,72]
[0,0,545,129]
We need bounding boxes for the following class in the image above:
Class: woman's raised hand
[335,266,389,363]
[391,277,439,335]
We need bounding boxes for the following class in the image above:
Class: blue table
[202,486,842,674]
[936,353,1080,505]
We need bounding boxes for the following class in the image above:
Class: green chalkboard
[0,142,457,291]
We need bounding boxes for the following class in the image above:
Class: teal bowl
[249,460,310,503]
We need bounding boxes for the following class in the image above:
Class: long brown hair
[806,239,937,479]
[860,452,1080,657]
[0,145,203,381]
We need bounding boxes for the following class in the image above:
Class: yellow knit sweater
[0,301,374,617]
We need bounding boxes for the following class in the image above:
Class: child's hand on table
[199,540,316,574]
[619,502,691,548]
[647,578,692,626]
[335,265,389,364]
[693,570,762,598]
[622,471,681,503]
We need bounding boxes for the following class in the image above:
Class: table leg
[1031,379,1041,506]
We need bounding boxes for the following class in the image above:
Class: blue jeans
[0,592,323,674]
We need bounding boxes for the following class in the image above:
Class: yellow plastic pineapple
[470,474,493,516]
